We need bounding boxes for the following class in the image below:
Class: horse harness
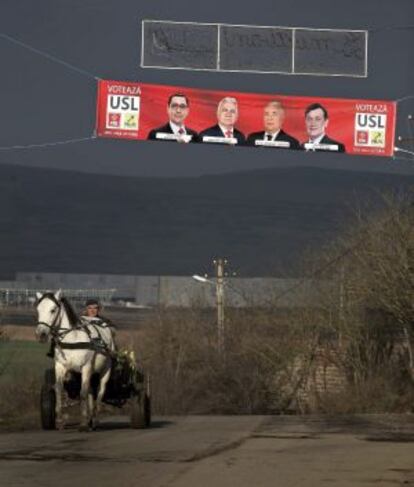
[79,318,115,354]
[37,293,113,356]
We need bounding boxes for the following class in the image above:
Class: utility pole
[192,258,229,354]
[339,262,345,321]
[213,258,227,354]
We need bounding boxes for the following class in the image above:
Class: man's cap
[85,298,100,307]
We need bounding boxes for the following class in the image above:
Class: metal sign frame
[141,20,368,78]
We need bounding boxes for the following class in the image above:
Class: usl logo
[355,114,386,129]
[354,113,387,147]
[108,95,140,111]
[106,94,140,132]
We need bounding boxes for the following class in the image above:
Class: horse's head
[35,290,63,343]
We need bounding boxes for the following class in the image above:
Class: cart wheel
[44,368,55,386]
[40,382,56,430]
[131,392,149,429]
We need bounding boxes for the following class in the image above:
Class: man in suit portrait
[199,97,245,145]
[247,101,300,150]
[302,103,346,153]
[147,93,198,143]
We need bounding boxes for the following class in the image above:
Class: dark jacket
[199,124,245,146]
[247,129,301,150]
[301,135,346,153]
[147,122,199,142]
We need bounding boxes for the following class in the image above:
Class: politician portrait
[247,101,300,150]
[147,93,199,143]
[301,103,346,152]
[199,97,245,145]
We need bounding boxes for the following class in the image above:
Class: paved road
[1,415,413,487]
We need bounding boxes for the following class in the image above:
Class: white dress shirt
[264,130,280,141]
[169,121,187,135]
[307,133,325,146]
[219,125,233,137]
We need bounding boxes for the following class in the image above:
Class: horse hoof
[56,420,65,431]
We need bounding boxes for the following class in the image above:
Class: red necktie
[225,130,232,138]
[178,128,185,135]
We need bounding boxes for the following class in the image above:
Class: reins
[36,294,65,338]
[36,293,113,355]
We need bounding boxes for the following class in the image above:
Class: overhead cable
[0,135,97,151]
[0,32,101,81]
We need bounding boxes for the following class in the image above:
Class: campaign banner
[96,80,396,157]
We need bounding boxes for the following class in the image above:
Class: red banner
[96,80,396,157]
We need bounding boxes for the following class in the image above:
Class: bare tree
[310,192,414,409]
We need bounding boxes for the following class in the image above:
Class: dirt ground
[0,414,413,487]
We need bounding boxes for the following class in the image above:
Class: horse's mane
[60,297,80,326]
[37,292,80,326]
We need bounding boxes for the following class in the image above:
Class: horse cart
[40,351,151,430]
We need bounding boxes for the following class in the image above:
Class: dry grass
[0,332,47,430]
[0,377,41,431]
[1,301,413,432]
[0,325,146,430]
[3,193,414,430]
[2,325,35,341]
[2,324,143,345]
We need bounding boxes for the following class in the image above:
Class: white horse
[35,290,115,431]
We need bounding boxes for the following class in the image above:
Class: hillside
[1,163,413,278]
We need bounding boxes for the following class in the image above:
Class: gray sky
[0,0,413,178]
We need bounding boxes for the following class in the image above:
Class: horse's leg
[92,361,111,429]
[79,364,92,431]
[54,362,66,430]
[88,390,94,427]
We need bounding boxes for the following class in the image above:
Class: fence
[0,288,116,308]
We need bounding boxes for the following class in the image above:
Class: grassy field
[0,340,50,429]
[0,339,49,383]
[0,333,141,430]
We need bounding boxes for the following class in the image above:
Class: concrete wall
[8,272,330,308]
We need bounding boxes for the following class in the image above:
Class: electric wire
[0,33,100,151]
[0,33,101,81]
[395,94,414,103]
[369,25,414,33]
[0,135,97,152]
[0,23,413,303]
